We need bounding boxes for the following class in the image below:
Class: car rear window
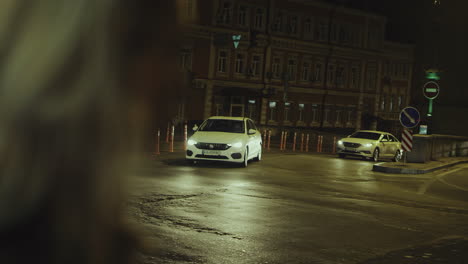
[350,132,381,140]
[198,119,245,133]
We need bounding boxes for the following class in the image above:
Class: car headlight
[338,140,343,145]
[187,139,197,146]
[363,143,373,148]
[230,142,243,148]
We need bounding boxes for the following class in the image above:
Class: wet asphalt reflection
[130,153,468,264]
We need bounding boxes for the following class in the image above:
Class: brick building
[174,0,414,135]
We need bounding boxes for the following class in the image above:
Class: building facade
[175,0,414,134]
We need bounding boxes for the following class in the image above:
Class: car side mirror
[192,125,198,131]
[248,129,256,135]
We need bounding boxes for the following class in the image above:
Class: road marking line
[438,178,468,192]
[418,167,465,194]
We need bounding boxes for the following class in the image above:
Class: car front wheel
[393,150,402,162]
[372,148,380,162]
[242,148,249,167]
[255,146,262,161]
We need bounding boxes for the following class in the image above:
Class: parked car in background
[185,116,262,167]
[337,130,403,162]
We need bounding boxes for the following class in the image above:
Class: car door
[379,134,391,157]
[387,135,399,155]
[246,119,260,158]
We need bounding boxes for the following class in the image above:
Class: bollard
[300,133,304,152]
[280,131,285,150]
[166,122,170,143]
[284,132,288,150]
[306,134,309,152]
[156,129,160,155]
[320,136,323,153]
[280,131,284,150]
[317,136,321,152]
[170,125,175,152]
[184,123,188,150]
[267,130,271,151]
[332,136,336,154]
[317,135,323,153]
[293,132,297,152]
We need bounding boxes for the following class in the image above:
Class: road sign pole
[427,98,433,117]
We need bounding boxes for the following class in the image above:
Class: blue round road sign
[399,107,420,128]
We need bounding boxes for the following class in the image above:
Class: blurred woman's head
[0,1,179,263]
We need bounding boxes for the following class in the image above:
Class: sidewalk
[372,157,468,174]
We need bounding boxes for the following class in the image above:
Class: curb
[372,160,468,174]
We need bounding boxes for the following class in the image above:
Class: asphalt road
[128,152,468,264]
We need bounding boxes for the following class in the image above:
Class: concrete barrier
[407,134,468,163]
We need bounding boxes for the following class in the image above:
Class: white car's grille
[343,142,361,148]
[195,142,230,150]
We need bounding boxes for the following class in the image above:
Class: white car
[185,116,262,167]
[337,130,403,162]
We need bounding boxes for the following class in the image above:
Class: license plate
[345,147,356,152]
[203,150,221,155]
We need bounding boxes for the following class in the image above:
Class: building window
[367,68,377,90]
[215,104,224,116]
[298,103,305,122]
[381,95,386,111]
[251,55,262,76]
[389,96,394,112]
[273,12,283,32]
[346,110,352,125]
[324,108,330,123]
[182,0,195,20]
[314,63,323,82]
[336,66,345,86]
[217,50,228,73]
[254,8,264,30]
[238,5,248,26]
[284,102,291,122]
[304,18,313,36]
[272,57,282,79]
[248,99,256,119]
[327,65,336,84]
[330,23,338,42]
[178,49,192,71]
[338,24,348,44]
[401,64,406,78]
[287,15,298,34]
[350,67,358,88]
[368,26,380,49]
[219,2,232,24]
[235,53,245,74]
[311,104,319,123]
[301,61,311,81]
[269,101,277,121]
[316,20,328,41]
[287,58,297,81]
[335,110,341,125]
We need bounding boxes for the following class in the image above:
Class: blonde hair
[0,1,178,263]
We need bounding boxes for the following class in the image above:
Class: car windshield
[349,132,381,140]
[198,119,244,133]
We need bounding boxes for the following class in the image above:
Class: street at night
[130,152,468,263]
[3,1,468,264]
